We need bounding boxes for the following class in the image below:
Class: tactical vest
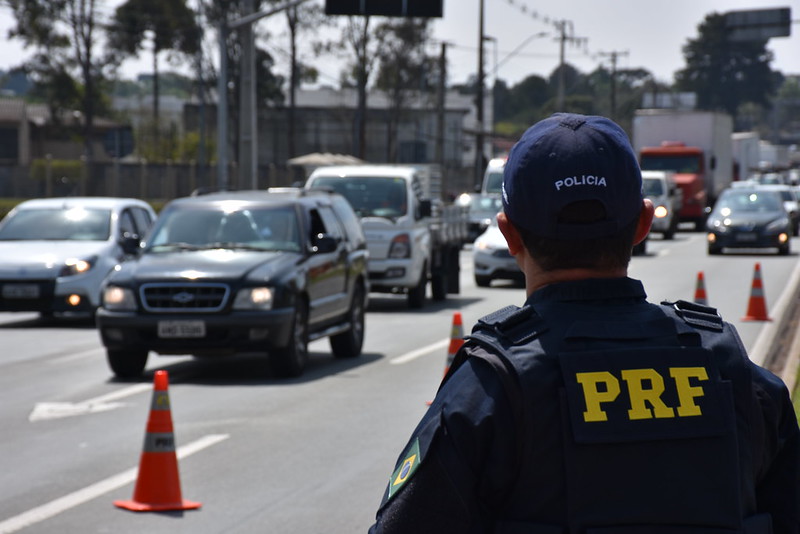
[444,300,771,534]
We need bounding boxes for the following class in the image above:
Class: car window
[317,206,344,240]
[130,207,153,235]
[716,191,781,213]
[330,195,365,246]
[0,207,111,241]
[310,176,407,218]
[148,206,301,252]
[642,179,665,196]
[118,210,137,239]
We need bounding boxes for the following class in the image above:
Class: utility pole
[436,41,447,171]
[598,50,628,120]
[474,0,485,191]
[217,0,310,191]
[554,20,586,111]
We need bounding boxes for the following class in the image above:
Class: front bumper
[707,230,787,249]
[473,249,521,280]
[0,279,95,315]
[96,307,295,356]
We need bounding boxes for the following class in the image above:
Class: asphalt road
[1,230,799,534]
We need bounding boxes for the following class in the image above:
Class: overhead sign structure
[325,0,443,17]
[724,7,792,41]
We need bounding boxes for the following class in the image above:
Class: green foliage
[675,13,777,115]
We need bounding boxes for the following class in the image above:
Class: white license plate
[735,233,757,242]
[158,320,206,338]
[2,284,40,299]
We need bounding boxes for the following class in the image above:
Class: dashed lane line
[0,434,230,534]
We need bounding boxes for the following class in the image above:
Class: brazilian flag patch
[387,438,421,500]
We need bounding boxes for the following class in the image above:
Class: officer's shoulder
[471,305,548,345]
[660,299,724,331]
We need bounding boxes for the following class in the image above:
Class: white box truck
[305,164,468,308]
[633,109,733,230]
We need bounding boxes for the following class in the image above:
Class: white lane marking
[29,383,154,422]
[390,338,450,365]
[49,347,104,365]
[0,434,230,534]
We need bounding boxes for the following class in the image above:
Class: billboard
[325,0,443,17]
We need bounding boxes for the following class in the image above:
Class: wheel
[475,274,492,287]
[270,300,309,377]
[407,266,427,309]
[107,349,148,379]
[447,246,461,294]
[779,243,790,256]
[431,271,447,301]
[707,245,722,255]
[663,217,677,240]
[330,285,366,358]
[632,239,646,256]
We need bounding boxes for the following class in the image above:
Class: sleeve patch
[387,438,421,500]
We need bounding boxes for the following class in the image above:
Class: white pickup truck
[305,164,468,308]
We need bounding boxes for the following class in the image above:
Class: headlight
[59,256,97,277]
[654,205,669,218]
[234,287,273,310]
[388,234,411,259]
[102,286,136,311]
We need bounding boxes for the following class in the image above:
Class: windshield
[147,206,301,252]
[483,172,503,194]
[640,155,701,174]
[642,178,665,197]
[310,176,407,218]
[0,207,111,241]
[714,191,782,214]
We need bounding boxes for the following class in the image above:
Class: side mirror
[419,199,432,218]
[312,234,337,253]
[119,233,141,255]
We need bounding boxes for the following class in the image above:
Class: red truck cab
[639,142,707,229]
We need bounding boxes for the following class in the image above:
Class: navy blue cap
[502,113,643,239]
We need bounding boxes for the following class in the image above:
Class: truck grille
[140,283,229,312]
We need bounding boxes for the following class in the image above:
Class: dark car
[96,189,369,378]
[706,188,791,255]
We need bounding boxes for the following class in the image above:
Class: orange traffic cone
[443,312,465,378]
[114,370,201,512]
[426,312,466,406]
[693,271,708,306]
[742,262,772,322]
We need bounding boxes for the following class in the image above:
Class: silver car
[472,219,522,287]
[0,197,155,317]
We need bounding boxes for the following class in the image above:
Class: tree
[7,0,113,161]
[339,16,380,159]
[107,0,201,156]
[373,18,436,162]
[675,13,778,116]
[268,0,326,159]
[202,0,284,168]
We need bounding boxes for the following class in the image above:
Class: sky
[0,0,797,88]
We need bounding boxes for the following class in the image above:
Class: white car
[0,197,156,317]
[472,219,522,287]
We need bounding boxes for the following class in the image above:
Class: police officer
[368,113,800,534]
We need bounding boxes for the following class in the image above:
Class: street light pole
[474,0,485,191]
[217,0,311,191]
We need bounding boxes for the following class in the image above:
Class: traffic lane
[631,231,800,355]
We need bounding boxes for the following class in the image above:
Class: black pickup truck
[96,189,369,379]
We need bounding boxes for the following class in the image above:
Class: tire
[408,265,427,309]
[663,217,677,240]
[475,274,492,287]
[107,349,148,379]
[270,301,309,378]
[779,243,790,256]
[707,245,722,255]
[447,247,461,294]
[330,285,366,358]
